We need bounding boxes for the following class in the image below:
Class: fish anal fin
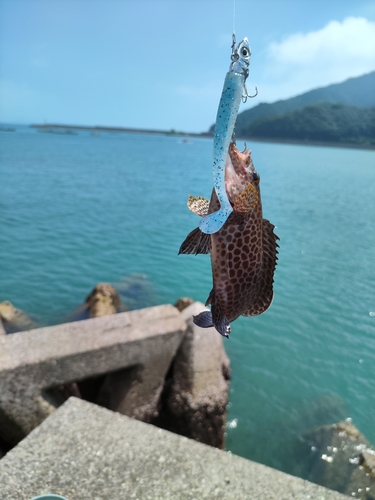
[243,218,279,316]
[188,195,210,217]
[233,182,258,214]
[179,227,211,255]
[205,288,214,306]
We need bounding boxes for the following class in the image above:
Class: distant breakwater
[30,123,375,150]
[31,123,211,138]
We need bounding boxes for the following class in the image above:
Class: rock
[360,449,375,478]
[155,302,230,449]
[0,317,6,336]
[174,297,194,312]
[303,420,375,499]
[85,283,123,318]
[0,301,39,334]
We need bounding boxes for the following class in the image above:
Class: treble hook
[242,83,258,103]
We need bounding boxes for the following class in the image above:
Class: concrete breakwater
[0,301,229,451]
[0,300,351,499]
[0,291,373,498]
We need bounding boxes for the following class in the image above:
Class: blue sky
[1,0,375,132]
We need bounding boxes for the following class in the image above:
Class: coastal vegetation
[237,103,375,145]
[217,71,375,147]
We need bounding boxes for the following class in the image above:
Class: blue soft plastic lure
[199,36,254,235]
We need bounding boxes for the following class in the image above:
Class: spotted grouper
[179,142,279,338]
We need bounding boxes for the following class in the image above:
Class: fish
[179,142,278,338]
[199,36,254,235]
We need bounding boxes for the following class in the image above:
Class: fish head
[230,37,251,77]
[225,142,260,213]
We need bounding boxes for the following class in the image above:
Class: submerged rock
[85,283,124,318]
[0,301,39,334]
[114,274,157,311]
[174,297,194,312]
[303,420,375,499]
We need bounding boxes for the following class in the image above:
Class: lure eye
[253,172,260,184]
[241,47,249,57]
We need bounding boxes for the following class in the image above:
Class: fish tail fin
[199,206,233,234]
[193,305,231,339]
[193,311,214,329]
[211,302,231,338]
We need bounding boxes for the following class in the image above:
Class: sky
[0,0,375,133]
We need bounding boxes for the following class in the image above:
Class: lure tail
[199,206,233,234]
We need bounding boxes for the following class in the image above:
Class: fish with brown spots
[179,141,279,338]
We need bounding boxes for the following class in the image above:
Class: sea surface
[1,125,375,479]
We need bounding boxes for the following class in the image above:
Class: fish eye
[253,172,260,184]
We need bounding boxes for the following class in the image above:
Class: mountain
[242,103,375,145]
[233,71,375,135]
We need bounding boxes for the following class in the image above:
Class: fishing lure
[199,35,256,235]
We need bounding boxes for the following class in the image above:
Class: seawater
[1,125,375,477]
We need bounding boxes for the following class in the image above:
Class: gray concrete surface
[0,317,5,336]
[163,302,230,448]
[0,305,185,444]
[0,398,350,500]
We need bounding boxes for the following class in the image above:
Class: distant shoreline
[30,124,375,151]
[30,123,210,138]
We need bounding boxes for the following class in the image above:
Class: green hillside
[234,71,375,134]
[240,103,375,145]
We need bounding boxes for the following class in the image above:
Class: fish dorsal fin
[242,218,279,316]
[178,227,211,255]
[187,195,210,217]
[233,182,258,214]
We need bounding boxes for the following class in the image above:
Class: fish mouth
[228,142,251,177]
[225,142,253,205]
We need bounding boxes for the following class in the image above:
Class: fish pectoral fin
[242,218,279,316]
[188,195,210,217]
[178,227,211,255]
[233,182,259,214]
[193,311,214,328]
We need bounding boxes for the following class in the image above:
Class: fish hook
[242,83,258,103]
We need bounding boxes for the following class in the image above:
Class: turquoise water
[1,126,375,477]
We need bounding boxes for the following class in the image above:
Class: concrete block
[0,305,186,445]
[0,398,350,500]
[0,318,6,336]
[163,302,230,449]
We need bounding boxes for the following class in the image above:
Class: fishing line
[232,0,236,42]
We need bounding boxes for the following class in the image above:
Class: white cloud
[256,17,375,103]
